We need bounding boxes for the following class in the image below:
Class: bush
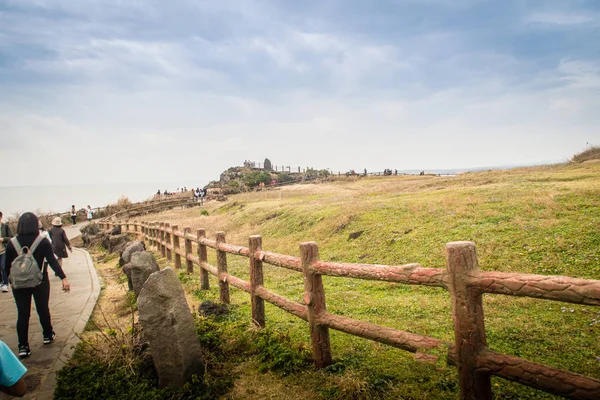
[243,171,271,188]
[277,173,295,184]
[116,196,132,208]
[572,145,600,163]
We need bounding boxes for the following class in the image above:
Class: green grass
[82,161,600,399]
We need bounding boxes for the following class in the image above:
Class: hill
[61,160,600,399]
[135,160,600,398]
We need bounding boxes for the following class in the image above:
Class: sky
[1,0,599,187]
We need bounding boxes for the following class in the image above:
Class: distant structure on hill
[243,160,257,169]
[263,158,272,171]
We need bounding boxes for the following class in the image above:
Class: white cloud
[527,12,600,26]
[1,0,599,189]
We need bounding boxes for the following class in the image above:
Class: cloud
[0,0,599,188]
[526,12,600,26]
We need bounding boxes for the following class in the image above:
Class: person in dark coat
[5,212,70,358]
[49,217,72,268]
[0,211,14,293]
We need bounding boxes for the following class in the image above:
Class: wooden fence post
[184,227,193,273]
[172,224,181,269]
[446,241,492,400]
[148,222,153,247]
[197,229,209,290]
[159,222,166,258]
[249,235,265,328]
[300,242,332,369]
[152,222,157,248]
[165,223,172,261]
[216,232,230,305]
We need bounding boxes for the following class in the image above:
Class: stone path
[0,223,100,400]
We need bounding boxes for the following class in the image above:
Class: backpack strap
[10,237,23,255]
[29,235,46,254]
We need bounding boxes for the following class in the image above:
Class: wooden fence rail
[98,220,600,400]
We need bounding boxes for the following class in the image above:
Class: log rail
[99,220,600,400]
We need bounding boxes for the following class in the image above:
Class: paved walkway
[0,224,100,400]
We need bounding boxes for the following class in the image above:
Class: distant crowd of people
[156,187,208,202]
[0,209,73,396]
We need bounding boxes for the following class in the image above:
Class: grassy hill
[131,160,600,399]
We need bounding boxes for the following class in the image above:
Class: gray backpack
[9,236,45,289]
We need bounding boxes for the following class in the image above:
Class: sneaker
[43,332,56,344]
[1,284,8,292]
[18,345,31,358]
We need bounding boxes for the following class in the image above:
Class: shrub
[277,173,295,184]
[116,196,132,208]
[243,171,271,188]
[571,145,600,163]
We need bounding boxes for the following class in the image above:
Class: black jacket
[0,223,13,254]
[49,226,71,258]
[5,234,67,283]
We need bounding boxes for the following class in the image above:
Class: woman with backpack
[49,217,71,267]
[4,212,70,358]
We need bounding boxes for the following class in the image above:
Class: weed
[253,328,313,376]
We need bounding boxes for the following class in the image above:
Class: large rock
[112,240,131,256]
[120,241,146,266]
[125,252,159,298]
[106,233,130,253]
[80,222,100,235]
[138,268,205,389]
[82,232,108,248]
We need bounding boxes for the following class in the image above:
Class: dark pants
[12,280,53,346]
[71,215,76,225]
[0,252,6,285]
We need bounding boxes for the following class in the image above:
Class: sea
[0,182,193,217]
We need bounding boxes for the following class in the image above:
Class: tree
[264,158,272,171]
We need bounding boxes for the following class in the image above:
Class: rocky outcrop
[138,268,205,389]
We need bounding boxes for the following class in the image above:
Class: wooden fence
[99,219,600,400]
[99,197,199,222]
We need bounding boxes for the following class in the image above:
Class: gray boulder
[126,252,159,298]
[82,232,108,248]
[104,233,130,253]
[138,267,205,389]
[80,222,100,235]
[121,241,146,265]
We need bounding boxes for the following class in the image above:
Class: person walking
[70,205,77,226]
[5,212,71,358]
[0,211,14,293]
[86,205,93,222]
[49,217,71,268]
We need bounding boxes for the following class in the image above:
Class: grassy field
[60,160,600,399]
